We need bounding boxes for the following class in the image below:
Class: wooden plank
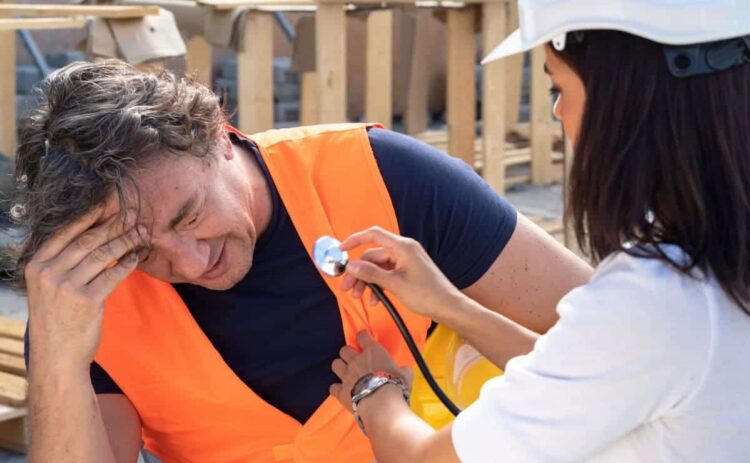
[238,11,274,133]
[403,9,431,134]
[300,71,319,126]
[0,338,23,358]
[198,0,315,8]
[135,60,166,74]
[0,353,24,377]
[0,16,85,31]
[365,9,393,128]
[0,404,25,422]
[0,27,14,157]
[0,319,24,342]
[481,0,507,194]
[0,416,26,453]
[530,45,553,183]
[504,1,522,124]
[446,7,476,166]
[197,0,487,10]
[186,35,212,86]
[0,4,159,19]
[0,371,26,408]
[316,3,347,122]
[508,121,563,143]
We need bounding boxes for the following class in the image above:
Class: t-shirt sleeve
[451,254,711,462]
[368,128,517,289]
[90,361,124,394]
[25,321,124,395]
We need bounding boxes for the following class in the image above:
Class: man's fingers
[339,345,359,363]
[331,358,348,380]
[329,383,343,398]
[33,205,106,262]
[340,226,402,252]
[356,330,378,350]
[52,213,125,271]
[84,251,139,301]
[398,366,414,386]
[68,226,147,286]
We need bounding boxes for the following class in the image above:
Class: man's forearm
[359,386,460,463]
[28,361,116,463]
[433,293,539,369]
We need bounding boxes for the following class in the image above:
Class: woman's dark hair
[554,30,750,313]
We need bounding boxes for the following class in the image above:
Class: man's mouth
[201,240,227,280]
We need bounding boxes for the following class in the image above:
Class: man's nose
[163,235,211,281]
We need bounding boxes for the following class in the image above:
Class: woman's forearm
[433,292,539,369]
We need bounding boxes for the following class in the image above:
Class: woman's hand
[339,226,466,320]
[330,331,413,412]
[25,206,146,375]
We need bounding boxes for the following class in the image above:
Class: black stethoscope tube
[366,282,461,416]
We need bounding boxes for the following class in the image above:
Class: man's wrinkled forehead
[96,187,156,230]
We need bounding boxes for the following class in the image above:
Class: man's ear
[221,132,234,160]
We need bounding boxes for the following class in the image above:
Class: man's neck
[233,140,273,238]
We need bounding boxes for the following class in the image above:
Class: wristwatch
[350,370,410,435]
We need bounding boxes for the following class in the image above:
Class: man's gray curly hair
[10,59,227,288]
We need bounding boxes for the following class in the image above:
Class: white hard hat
[483,0,750,64]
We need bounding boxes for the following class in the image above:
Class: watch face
[351,373,375,398]
[365,376,389,391]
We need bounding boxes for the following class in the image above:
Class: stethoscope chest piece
[313,236,349,277]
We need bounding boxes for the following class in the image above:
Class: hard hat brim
[482,29,527,65]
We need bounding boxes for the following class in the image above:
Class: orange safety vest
[95,124,431,463]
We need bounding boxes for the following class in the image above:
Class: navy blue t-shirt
[35,128,516,424]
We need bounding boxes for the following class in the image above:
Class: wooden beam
[316,3,347,123]
[238,11,274,133]
[404,10,431,134]
[135,60,166,74]
[0,27,14,157]
[0,319,24,342]
[504,1,522,124]
[186,35,213,86]
[197,0,490,10]
[481,0,507,194]
[198,0,316,9]
[0,4,159,19]
[0,404,25,422]
[0,338,23,358]
[300,71,318,126]
[365,9,393,128]
[530,45,553,183]
[0,416,26,453]
[0,371,26,408]
[0,353,24,377]
[0,16,86,31]
[446,7,476,166]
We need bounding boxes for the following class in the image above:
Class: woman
[328,1,750,462]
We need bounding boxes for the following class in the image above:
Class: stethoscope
[313,236,461,416]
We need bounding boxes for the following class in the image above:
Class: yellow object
[411,324,503,428]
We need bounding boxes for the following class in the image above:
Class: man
[18,60,590,463]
